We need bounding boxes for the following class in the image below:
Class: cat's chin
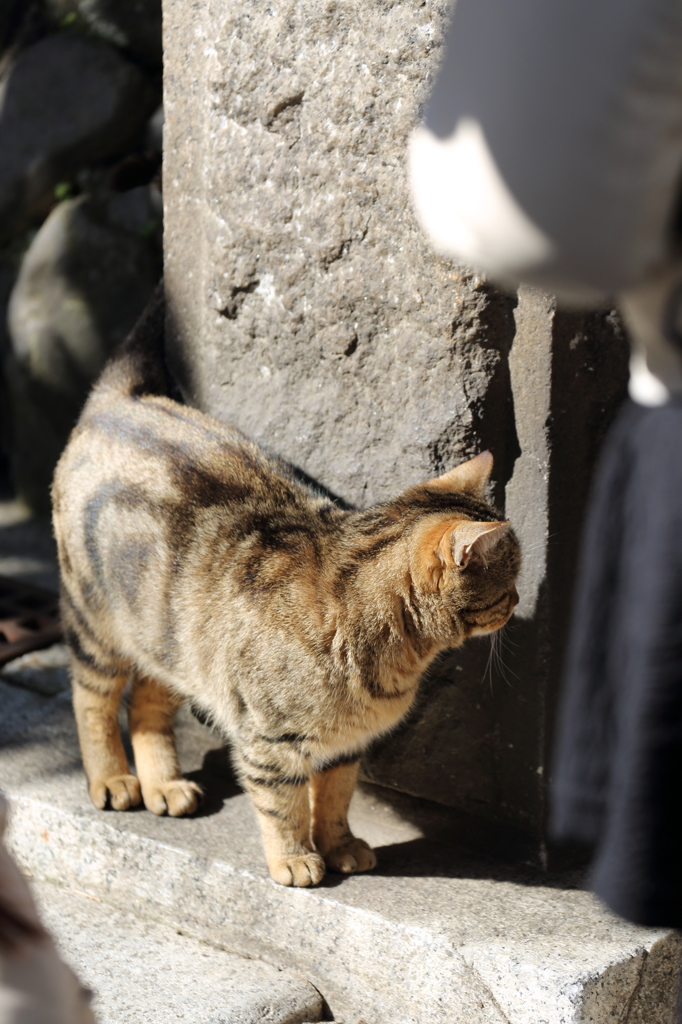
[468,608,517,636]
[469,620,511,637]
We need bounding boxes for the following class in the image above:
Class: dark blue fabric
[551,400,682,926]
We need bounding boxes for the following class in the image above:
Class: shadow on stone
[184,746,243,819]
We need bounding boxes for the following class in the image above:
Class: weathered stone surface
[47,1,162,69]
[163,0,629,854]
[0,32,158,241]
[1,643,69,696]
[164,0,520,512]
[33,878,326,1024]
[6,187,161,512]
[4,681,680,1024]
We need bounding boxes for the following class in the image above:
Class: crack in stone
[263,92,304,130]
[218,281,260,320]
[622,949,647,1024]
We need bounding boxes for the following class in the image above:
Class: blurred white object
[0,793,95,1024]
[409,0,682,401]
[621,262,682,405]
[409,119,555,283]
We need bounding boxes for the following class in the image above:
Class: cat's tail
[87,280,168,404]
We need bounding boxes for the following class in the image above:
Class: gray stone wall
[164,0,629,857]
[164,0,520,509]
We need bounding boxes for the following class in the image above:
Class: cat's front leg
[128,675,202,816]
[70,655,142,811]
[237,745,325,886]
[310,759,377,874]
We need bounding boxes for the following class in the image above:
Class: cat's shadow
[184,746,243,818]
[183,744,589,888]
[364,837,587,888]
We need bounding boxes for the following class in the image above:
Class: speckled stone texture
[3,678,681,1024]
[32,878,326,1024]
[163,0,520,511]
[162,0,630,853]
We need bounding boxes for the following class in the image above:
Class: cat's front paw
[269,852,326,887]
[89,773,142,811]
[142,779,203,816]
[324,838,377,874]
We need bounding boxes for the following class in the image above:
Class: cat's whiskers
[483,634,496,693]
[493,626,519,686]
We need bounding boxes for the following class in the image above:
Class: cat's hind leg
[128,675,202,817]
[237,739,325,887]
[310,759,377,874]
[69,652,141,811]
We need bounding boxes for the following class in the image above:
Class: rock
[46,0,162,68]
[3,687,680,1024]
[0,0,28,55]
[0,32,158,242]
[32,879,326,1024]
[0,496,60,591]
[6,188,162,513]
[144,104,163,151]
[0,246,19,487]
[164,0,521,513]
[2,643,70,696]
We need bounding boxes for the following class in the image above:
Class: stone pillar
[163,0,629,861]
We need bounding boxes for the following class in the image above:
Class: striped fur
[52,289,521,887]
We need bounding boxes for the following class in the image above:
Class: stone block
[1,643,70,696]
[162,0,630,857]
[164,0,520,511]
[32,878,326,1024]
[362,289,629,851]
[3,682,680,1024]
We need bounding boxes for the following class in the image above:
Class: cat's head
[408,452,520,645]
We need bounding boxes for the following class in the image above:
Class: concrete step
[31,876,326,1024]
[2,650,681,1024]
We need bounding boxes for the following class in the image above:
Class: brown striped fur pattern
[52,290,521,887]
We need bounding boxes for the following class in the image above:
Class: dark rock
[47,0,162,68]
[0,0,30,55]
[0,0,48,68]
[6,188,162,513]
[0,32,159,242]
[108,150,161,192]
[144,105,163,152]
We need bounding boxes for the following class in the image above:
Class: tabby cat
[52,289,520,887]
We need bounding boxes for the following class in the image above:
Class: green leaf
[54,182,73,202]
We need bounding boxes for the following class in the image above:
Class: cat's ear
[427,451,493,498]
[451,520,510,567]
[415,517,509,589]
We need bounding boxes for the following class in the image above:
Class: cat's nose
[509,585,519,610]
